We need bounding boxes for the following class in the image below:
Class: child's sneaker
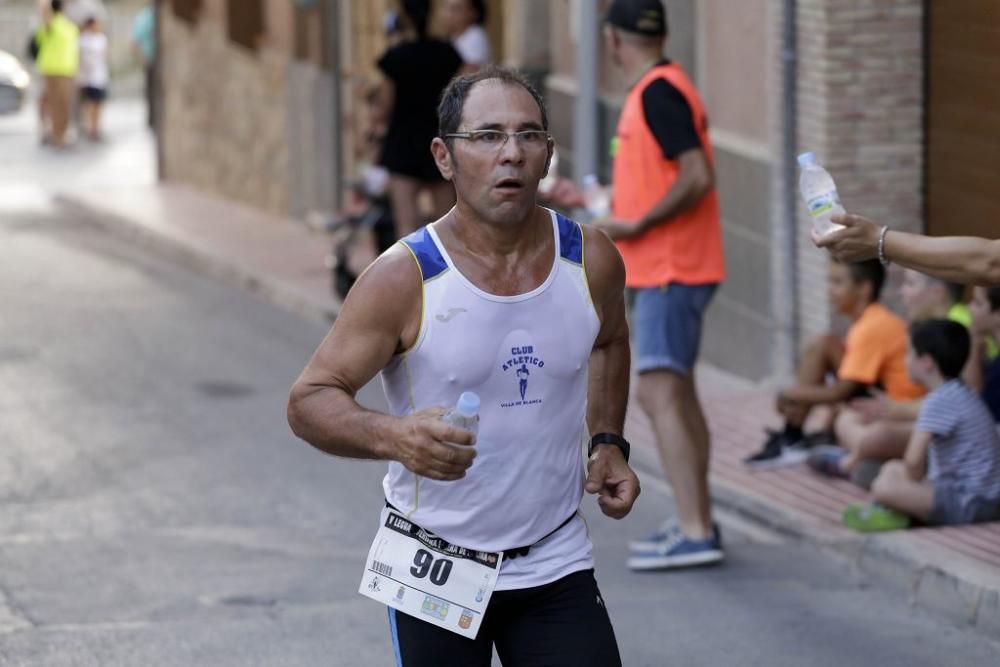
[842,503,911,532]
[744,429,809,469]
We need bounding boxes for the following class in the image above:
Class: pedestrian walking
[288,66,639,666]
[77,16,108,141]
[34,0,79,148]
[373,0,463,239]
[594,0,726,570]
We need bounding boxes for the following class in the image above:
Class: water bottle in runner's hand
[442,391,480,438]
[797,152,846,236]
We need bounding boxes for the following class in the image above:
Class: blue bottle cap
[455,391,480,417]
[797,152,817,168]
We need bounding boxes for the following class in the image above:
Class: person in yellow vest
[35,0,79,148]
[596,0,727,570]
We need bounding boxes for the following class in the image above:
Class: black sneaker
[744,430,810,469]
[800,430,837,448]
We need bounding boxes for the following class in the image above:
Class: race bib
[358,507,503,639]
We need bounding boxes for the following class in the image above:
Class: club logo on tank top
[500,344,545,408]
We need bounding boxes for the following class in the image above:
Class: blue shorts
[930,484,1000,525]
[631,282,718,375]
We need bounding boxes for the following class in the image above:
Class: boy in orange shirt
[745,258,924,467]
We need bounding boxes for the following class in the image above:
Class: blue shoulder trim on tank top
[401,227,448,282]
[556,212,583,265]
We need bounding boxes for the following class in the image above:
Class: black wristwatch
[588,432,630,462]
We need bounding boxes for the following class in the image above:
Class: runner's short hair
[438,66,547,142]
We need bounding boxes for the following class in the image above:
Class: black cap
[605,0,667,37]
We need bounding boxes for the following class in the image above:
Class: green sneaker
[842,503,911,532]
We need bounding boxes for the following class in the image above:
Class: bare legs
[80,99,103,140]
[871,460,933,521]
[777,334,844,429]
[834,409,912,471]
[638,370,712,540]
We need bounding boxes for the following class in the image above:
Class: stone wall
[160,9,290,215]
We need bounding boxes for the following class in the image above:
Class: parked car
[0,49,31,115]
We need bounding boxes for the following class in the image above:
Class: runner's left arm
[583,226,640,519]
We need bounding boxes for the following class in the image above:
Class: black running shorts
[387,569,622,666]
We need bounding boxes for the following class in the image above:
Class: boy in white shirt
[77,16,108,140]
[444,0,491,67]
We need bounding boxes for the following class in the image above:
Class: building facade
[157,0,999,382]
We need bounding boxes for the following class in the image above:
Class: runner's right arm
[287,246,477,481]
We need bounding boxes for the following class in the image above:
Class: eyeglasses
[443,129,552,152]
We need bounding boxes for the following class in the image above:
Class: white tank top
[380,209,601,589]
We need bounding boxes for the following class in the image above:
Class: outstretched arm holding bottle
[815,213,1000,286]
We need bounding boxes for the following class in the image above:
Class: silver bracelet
[877,225,890,267]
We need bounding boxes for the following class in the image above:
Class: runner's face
[448,81,552,226]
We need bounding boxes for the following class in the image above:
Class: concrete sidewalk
[57,183,1000,635]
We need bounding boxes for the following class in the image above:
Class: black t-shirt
[639,61,702,161]
[377,39,463,181]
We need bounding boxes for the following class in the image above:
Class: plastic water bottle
[442,391,480,437]
[582,174,611,218]
[798,152,845,236]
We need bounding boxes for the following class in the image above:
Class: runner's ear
[431,137,455,181]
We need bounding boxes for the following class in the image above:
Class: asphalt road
[1,100,999,666]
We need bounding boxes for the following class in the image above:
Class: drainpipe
[781,0,799,369]
[325,0,342,211]
[573,0,600,184]
[153,0,164,182]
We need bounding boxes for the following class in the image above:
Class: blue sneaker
[627,530,724,570]
[629,521,723,554]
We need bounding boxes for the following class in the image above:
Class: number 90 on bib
[358,507,503,639]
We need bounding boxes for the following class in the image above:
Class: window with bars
[226,0,265,51]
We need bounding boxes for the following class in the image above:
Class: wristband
[877,225,890,267]
[588,432,630,462]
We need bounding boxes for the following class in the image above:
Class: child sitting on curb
[815,269,974,486]
[744,259,924,468]
[844,319,1000,531]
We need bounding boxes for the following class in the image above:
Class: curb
[709,477,1000,633]
[53,193,340,325]
[628,441,1000,633]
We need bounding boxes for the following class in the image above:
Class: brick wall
[792,0,924,343]
[160,9,291,216]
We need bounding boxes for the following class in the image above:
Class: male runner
[288,66,639,666]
